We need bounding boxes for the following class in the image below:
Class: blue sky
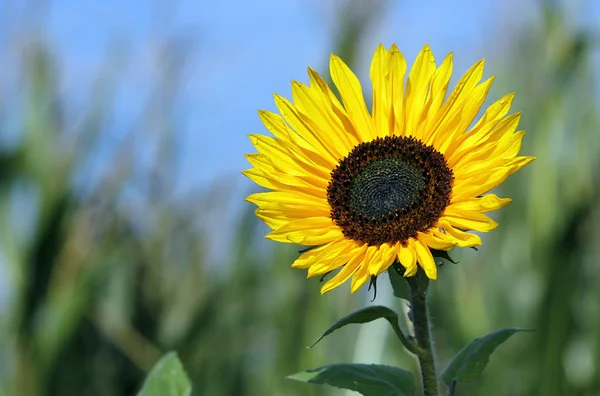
[2,0,599,191]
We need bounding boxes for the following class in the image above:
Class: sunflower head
[244,44,534,294]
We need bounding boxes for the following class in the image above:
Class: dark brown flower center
[327,136,453,246]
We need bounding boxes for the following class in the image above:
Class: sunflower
[244,44,534,294]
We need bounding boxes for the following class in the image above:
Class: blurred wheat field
[1,1,600,395]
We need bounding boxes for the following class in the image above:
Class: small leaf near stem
[441,327,534,386]
[407,269,439,396]
[308,305,420,355]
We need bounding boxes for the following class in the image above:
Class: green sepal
[431,249,458,264]
[387,263,410,300]
[137,352,192,396]
[288,363,415,396]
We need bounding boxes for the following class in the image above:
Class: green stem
[407,270,438,396]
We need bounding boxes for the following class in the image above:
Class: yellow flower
[244,44,534,294]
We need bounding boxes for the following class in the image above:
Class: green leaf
[137,352,192,396]
[441,328,533,384]
[288,363,415,396]
[309,306,401,348]
[387,264,410,300]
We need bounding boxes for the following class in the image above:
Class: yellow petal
[418,231,456,251]
[307,238,360,269]
[433,76,495,151]
[307,68,360,141]
[397,241,417,276]
[509,156,536,171]
[242,167,324,198]
[426,59,485,146]
[443,208,498,232]
[255,210,287,230]
[242,168,279,190]
[266,217,342,244]
[257,110,334,175]
[370,44,390,137]
[295,238,359,274]
[257,109,294,140]
[245,152,329,191]
[450,194,512,213]
[321,244,368,293]
[274,94,338,167]
[444,93,515,161]
[330,54,375,142]
[414,238,437,279]
[291,80,355,158]
[246,191,328,210]
[434,220,482,248]
[456,156,535,194]
[369,242,398,275]
[466,93,516,142]
[451,113,522,170]
[291,241,339,269]
[350,247,377,293]
[388,44,408,136]
[418,52,453,142]
[452,165,517,201]
[493,130,526,160]
[256,206,329,225]
[290,229,343,245]
[258,110,317,157]
[404,44,436,139]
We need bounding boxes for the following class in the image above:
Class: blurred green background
[1,0,600,395]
